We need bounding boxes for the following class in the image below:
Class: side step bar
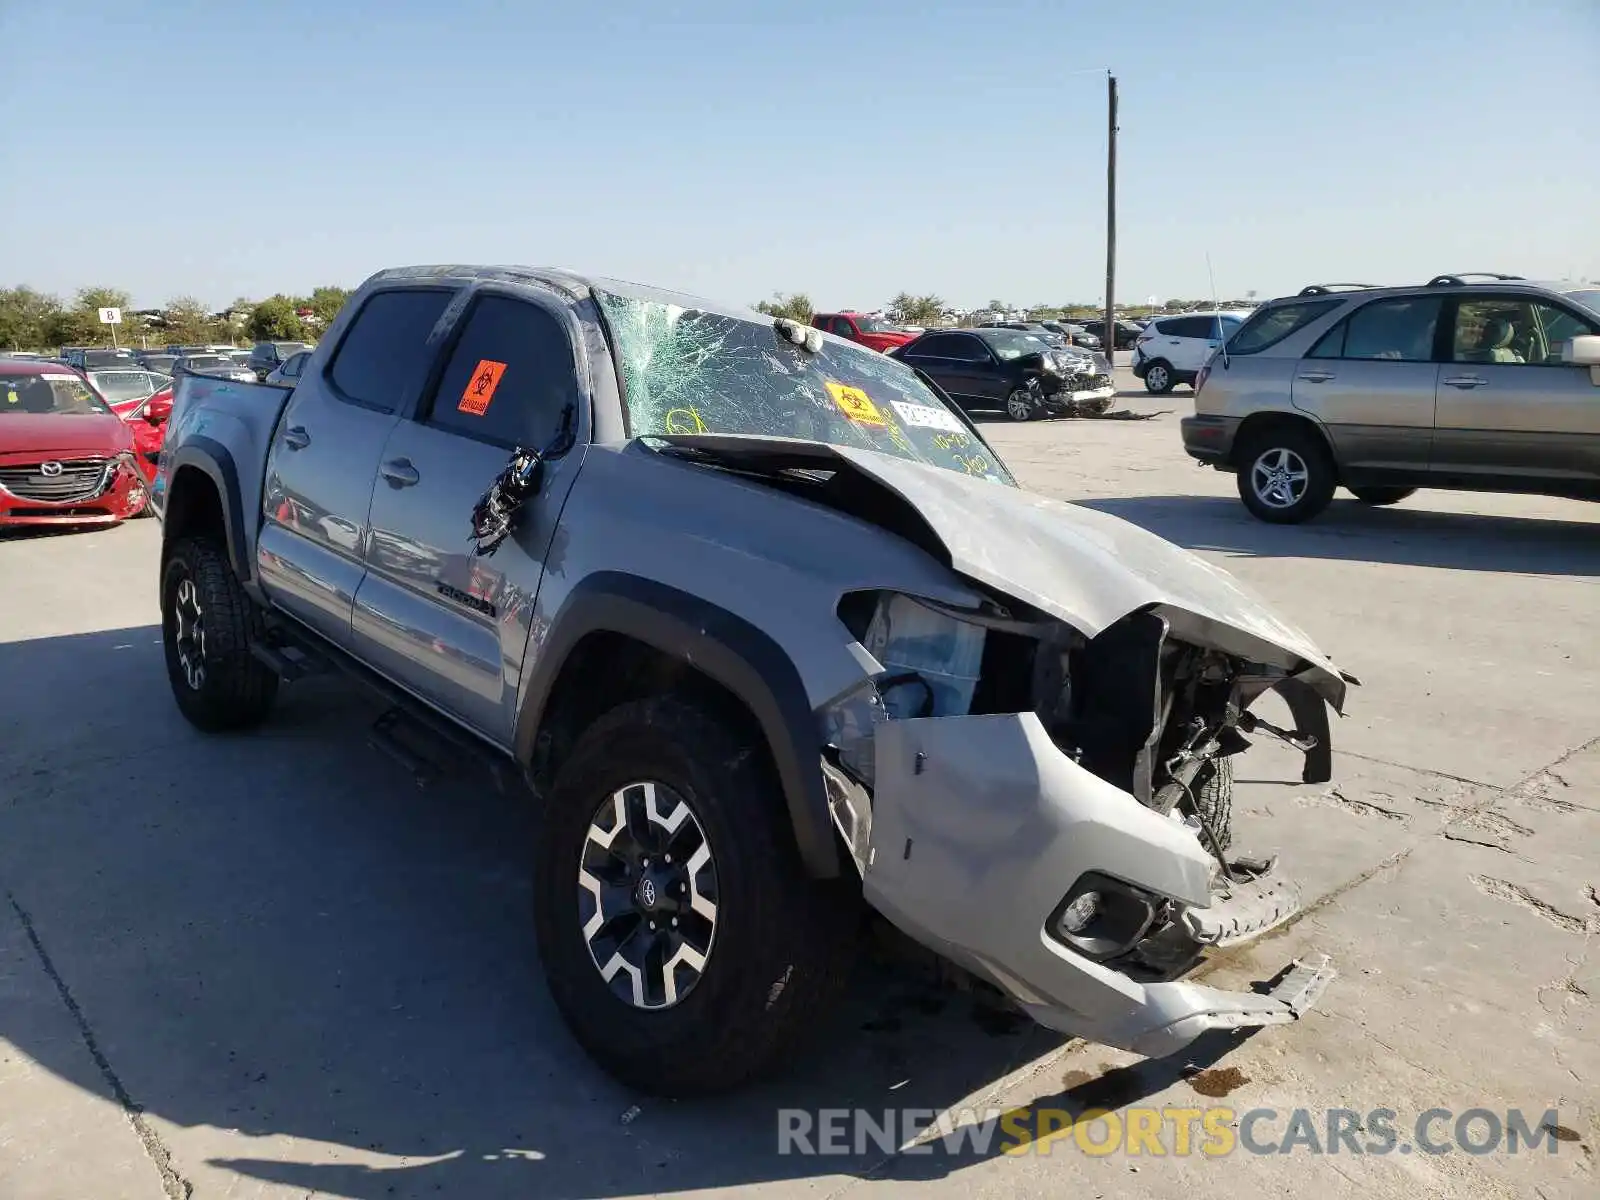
[252,615,523,796]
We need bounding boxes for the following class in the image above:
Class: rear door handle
[380,458,420,487]
[1442,374,1486,389]
[282,425,310,450]
[1297,370,1335,383]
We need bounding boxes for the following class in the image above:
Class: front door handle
[1442,374,1486,389]
[1298,370,1335,383]
[380,457,420,488]
[282,425,310,450]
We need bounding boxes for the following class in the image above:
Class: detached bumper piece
[1034,953,1337,1058]
[861,711,1334,1061]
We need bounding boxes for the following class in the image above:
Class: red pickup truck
[810,312,916,353]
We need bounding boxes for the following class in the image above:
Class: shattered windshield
[595,290,1015,486]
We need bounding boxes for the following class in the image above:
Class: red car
[810,311,917,353]
[85,367,173,483]
[0,362,150,528]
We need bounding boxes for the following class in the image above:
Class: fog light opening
[1056,890,1101,935]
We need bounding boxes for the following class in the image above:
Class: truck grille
[0,458,111,503]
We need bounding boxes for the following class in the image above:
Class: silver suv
[1181,274,1600,522]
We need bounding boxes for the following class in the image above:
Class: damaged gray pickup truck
[151,266,1351,1095]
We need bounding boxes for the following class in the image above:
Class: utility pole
[1103,72,1118,360]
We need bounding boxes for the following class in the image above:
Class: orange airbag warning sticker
[459,359,507,415]
[825,380,885,426]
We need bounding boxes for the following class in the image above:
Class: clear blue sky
[3,0,1596,311]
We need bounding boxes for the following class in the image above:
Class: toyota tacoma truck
[150,265,1350,1096]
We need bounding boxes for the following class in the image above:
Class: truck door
[258,287,457,646]
[353,287,588,745]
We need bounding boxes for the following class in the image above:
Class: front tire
[533,695,857,1096]
[1350,486,1415,506]
[1235,426,1337,524]
[1143,361,1175,394]
[1189,756,1233,852]
[1005,388,1037,421]
[161,537,279,731]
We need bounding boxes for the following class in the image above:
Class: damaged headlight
[822,592,989,786]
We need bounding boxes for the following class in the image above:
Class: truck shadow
[0,625,1274,1198]
[1076,494,1600,577]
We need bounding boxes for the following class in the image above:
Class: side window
[1453,297,1596,366]
[327,289,453,412]
[948,335,989,362]
[1228,298,1344,356]
[834,317,857,336]
[908,334,949,357]
[1535,301,1598,363]
[1336,297,1442,362]
[422,294,578,448]
[282,353,306,379]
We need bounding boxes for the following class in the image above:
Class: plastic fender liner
[515,572,840,878]
[1276,675,1333,784]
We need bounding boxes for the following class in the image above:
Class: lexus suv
[1181,274,1600,523]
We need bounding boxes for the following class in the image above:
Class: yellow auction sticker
[825,380,886,426]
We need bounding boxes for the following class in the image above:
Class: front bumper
[860,712,1333,1058]
[0,460,148,527]
[1179,414,1241,466]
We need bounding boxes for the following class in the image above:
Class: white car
[1132,310,1254,393]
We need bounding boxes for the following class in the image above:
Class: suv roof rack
[1426,273,1525,287]
[1296,283,1379,297]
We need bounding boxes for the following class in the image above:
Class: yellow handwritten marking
[886,422,916,455]
[825,380,886,426]
[664,407,707,434]
[933,431,972,451]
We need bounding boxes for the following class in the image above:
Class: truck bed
[151,375,295,523]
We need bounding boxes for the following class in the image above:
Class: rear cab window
[1225,298,1344,355]
[326,288,454,412]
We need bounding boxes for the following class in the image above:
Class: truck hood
[654,434,1350,710]
[0,413,134,462]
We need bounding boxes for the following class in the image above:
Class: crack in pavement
[6,890,193,1200]
[1470,876,1597,935]
[1295,787,1410,821]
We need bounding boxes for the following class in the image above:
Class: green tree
[887,292,946,326]
[753,292,813,323]
[248,295,306,341]
[306,285,350,330]
[0,287,65,350]
[164,296,215,345]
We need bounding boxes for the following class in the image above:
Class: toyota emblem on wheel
[39,461,63,477]
[638,877,657,908]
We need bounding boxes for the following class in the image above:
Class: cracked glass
[594,290,1014,486]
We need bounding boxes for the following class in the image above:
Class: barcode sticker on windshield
[825,381,886,426]
[889,400,964,433]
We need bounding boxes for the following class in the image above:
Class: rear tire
[1350,486,1416,506]
[161,537,279,731]
[1235,425,1337,524]
[532,695,858,1096]
[1143,361,1175,394]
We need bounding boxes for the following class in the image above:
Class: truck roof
[363,264,769,325]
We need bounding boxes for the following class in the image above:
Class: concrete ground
[2,371,1596,1199]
